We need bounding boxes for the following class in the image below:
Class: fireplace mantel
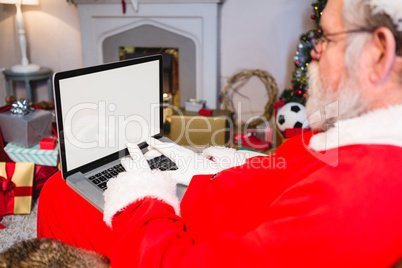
[75,0,223,108]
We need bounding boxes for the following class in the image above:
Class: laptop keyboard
[88,164,126,191]
[147,155,178,171]
[88,155,178,191]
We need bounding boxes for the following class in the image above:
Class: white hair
[368,0,402,31]
[342,0,402,31]
[341,0,368,29]
[341,0,402,53]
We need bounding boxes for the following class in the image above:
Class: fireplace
[102,25,193,107]
[119,47,179,99]
[74,0,223,108]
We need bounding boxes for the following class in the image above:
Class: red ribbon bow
[0,175,16,229]
[0,175,15,194]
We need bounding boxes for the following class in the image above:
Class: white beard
[305,60,370,131]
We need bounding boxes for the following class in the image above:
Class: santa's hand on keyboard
[103,139,262,224]
[120,143,153,173]
[120,138,263,186]
[141,137,219,185]
[104,142,179,226]
[144,137,262,185]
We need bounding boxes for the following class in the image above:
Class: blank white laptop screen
[58,59,161,172]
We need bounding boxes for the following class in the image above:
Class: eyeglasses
[308,29,401,56]
[307,28,373,54]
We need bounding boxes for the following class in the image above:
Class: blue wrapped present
[5,142,58,167]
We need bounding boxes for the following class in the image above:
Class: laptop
[53,55,185,212]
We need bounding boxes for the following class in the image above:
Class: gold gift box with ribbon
[168,109,233,147]
[0,162,35,214]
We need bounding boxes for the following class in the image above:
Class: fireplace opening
[119,47,179,106]
[102,24,196,108]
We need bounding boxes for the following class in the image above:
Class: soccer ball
[276,102,309,132]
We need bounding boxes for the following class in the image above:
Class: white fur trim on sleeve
[103,170,180,227]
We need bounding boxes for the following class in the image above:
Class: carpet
[0,200,38,252]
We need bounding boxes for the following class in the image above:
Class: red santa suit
[38,105,402,267]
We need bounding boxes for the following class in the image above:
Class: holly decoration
[279,0,327,105]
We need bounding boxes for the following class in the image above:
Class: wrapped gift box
[185,99,206,112]
[233,133,271,151]
[0,162,35,216]
[5,142,58,167]
[169,109,232,147]
[0,109,52,148]
[39,137,57,150]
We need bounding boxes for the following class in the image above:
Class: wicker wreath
[222,69,278,128]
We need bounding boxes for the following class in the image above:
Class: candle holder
[0,0,40,73]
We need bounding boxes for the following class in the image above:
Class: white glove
[146,137,220,185]
[120,143,155,173]
[103,144,179,227]
[146,138,265,185]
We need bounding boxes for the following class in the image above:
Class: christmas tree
[279,0,327,105]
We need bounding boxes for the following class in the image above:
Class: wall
[0,0,81,104]
[0,0,314,119]
[220,0,313,122]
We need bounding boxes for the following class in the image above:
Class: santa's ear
[368,27,397,85]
